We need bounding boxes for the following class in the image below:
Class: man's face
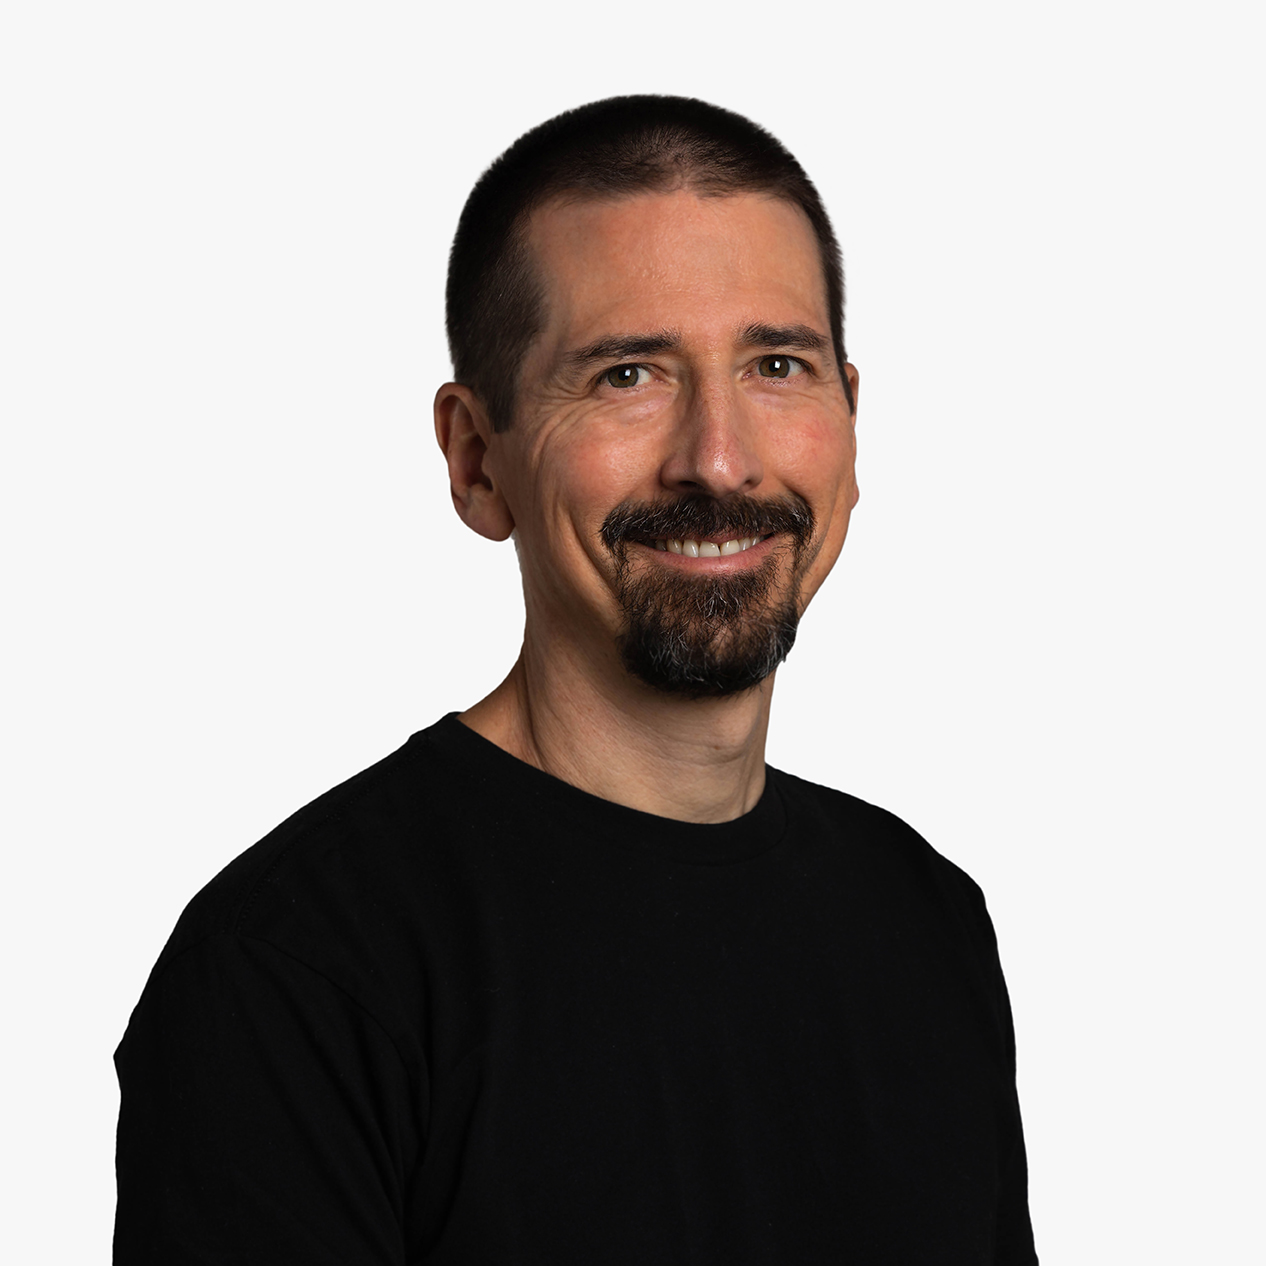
[483,188,859,698]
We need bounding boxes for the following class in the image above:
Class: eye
[603,364,650,389]
[757,355,805,379]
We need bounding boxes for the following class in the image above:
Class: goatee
[600,493,816,699]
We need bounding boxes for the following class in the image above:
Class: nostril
[658,399,764,498]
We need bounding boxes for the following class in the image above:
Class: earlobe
[433,383,516,542]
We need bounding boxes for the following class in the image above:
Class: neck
[459,636,774,824]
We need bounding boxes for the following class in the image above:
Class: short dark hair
[446,95,853,432]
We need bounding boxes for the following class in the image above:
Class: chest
[406,853,1008,1263]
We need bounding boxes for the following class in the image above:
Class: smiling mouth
[645,534,772,557]
[602,493,814,572]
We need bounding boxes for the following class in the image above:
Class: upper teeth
[656,536,761,557]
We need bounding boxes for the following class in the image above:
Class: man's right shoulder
[144,715,473,987]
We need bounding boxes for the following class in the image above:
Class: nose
[658,378,764,498]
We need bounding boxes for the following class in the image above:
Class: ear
[844,362,859,419]
[433,383,515,542]
[844,363,860,508]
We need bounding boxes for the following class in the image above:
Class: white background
[3,1,1262,1259]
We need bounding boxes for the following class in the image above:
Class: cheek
[511,430,658,595]
[776,412,857,597]
[770,410,856,504]
[541,427,665,529]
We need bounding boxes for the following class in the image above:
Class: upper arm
[114,933,420,1264]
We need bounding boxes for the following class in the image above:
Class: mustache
[600,493,815,553]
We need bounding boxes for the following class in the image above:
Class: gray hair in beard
[600,493,815,698]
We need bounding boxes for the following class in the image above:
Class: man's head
[436,100,859,701]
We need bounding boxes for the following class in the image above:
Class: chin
[616,559,803,700]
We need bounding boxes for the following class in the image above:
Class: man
[115,96,1038,1263]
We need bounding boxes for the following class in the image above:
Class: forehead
[523,190,830,351]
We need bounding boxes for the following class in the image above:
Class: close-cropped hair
[446,95,854,432]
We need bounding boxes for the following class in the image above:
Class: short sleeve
[969,887,1039,1265]
[992,957,1039,1263]
[114,933,418,1264]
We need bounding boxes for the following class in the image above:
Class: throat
[460,648,774,824]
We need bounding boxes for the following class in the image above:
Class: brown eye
[758,355,801,379]
[604,364,645,389]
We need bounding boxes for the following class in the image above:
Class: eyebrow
[556,321,832,381]
[562,330,683,373]
[737,322,830,353]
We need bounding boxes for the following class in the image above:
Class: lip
[629,533,778,571]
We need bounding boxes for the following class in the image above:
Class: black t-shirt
[114,714,1038,1264]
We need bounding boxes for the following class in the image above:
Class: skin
[434,189,859,823]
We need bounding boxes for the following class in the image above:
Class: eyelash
[598,356,809,391]
[601,364,653,390]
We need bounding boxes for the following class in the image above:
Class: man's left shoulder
[769,765,989,915]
